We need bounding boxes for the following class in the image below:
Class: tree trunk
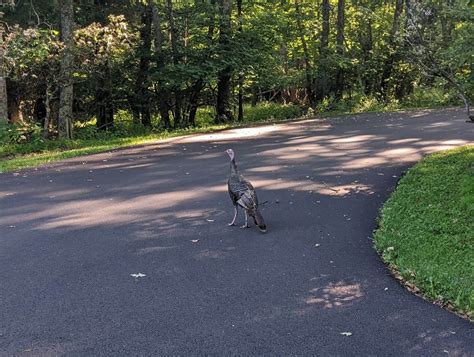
[237,0,244,121]
[208,0,216,39]
[251,87,258,107]
[58,0,74,139]
[315,0,330,101]
[379,0,403,99]
[6,79,21,123]
[132,3,152,127]
[216,0,233,123]
[173,93,183,128]
[188,79,204,127]
[358,14,373,95]
[405,0,412,29]
[0,14,8,124]
[34,95,46,126]
[166,0,184,127]
[0,76,7,123]
[42,83,52,138]
[152,4,171,129]
[295,0,314,107]
[440,0,454,46]
[335,0,345,100]
[187,0,217,125]
[96,75,114,131]
[392,0,404,37]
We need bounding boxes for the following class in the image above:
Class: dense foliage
[1,0,472,139]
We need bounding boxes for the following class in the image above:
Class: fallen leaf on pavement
[130,273,146,278]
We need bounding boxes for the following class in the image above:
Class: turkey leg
[228,206,238,226]
[240,211,249,229]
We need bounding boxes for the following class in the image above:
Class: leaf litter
[130,273,146,278]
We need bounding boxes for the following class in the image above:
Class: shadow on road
[0,109,472,355]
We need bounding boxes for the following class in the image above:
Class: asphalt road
[1,109,473,356]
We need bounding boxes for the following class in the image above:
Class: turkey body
[227,151,267,232]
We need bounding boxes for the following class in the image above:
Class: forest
[0,0,472,143]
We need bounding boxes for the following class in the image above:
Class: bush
[194,102,303,125]
[401,86,459,108]
[328,94,388,113]
[242,102,303,122]
[195,107,215,127]
[0,121,43,145]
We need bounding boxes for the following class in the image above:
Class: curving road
[1,109,473,355]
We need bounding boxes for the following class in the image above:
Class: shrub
[242,102,302,122]
[401,86,459,108]
[0,121,43,145]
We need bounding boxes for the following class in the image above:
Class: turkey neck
[230,158,239,176]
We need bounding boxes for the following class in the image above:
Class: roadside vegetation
[0,102,301,172]
[0,88,461,173]
[374,146,474,320]
[1,1,472,172]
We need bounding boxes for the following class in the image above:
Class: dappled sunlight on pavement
[0,108,473,355]
[303,280,364,309]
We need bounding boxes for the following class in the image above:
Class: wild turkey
[226,149,267,232]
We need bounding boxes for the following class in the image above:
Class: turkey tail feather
[254,210,267,233]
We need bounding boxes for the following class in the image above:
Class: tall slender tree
[380,0,404,99]
[0,10,8,123]
[295,0,314,107]
[152,4,171,128]
[93,0,114,131]
[315,0,330,101]
[166,0,184,127]
[335,0,345,99]
[58,0,74,139]
[216,0,233,122]
[236,0,243,121]
[132,2,152,127]
[0,1,15,123]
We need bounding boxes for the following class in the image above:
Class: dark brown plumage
[226,149,267,232]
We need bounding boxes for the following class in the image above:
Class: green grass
[0,125,230,173]
[374,146,474,320]
[0,102,305,173]
[316,86,460,115]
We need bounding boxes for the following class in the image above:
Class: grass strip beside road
[0,125,231,173]
[375,146,474,320]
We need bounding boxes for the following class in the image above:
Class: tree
[315,0,330,101]
[295,0,314,107]
[58,0,74,139]
[1,0,471,137]
[236,0,243,121]
[335,0,345,99]
[75,15,133,131]
[0,1,15,123]
[0,10,8,123]
[166,0,183,127]
[216,0,233,122]
[132,2,152,127]
[379,0,404,99]
[152,3,171,128]
[402,0,473,121]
